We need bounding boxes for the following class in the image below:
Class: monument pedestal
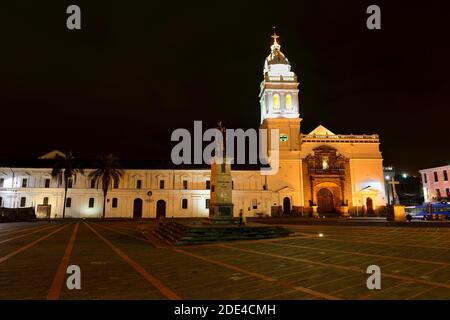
[340,205,349,217]
[312,205,319,217]
[206,203,235,224]
[393,205,406,221]
[208,157,235,225]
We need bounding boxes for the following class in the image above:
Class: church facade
[0,34,387,219]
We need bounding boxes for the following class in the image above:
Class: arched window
[285,94,292,110]
[273,94,280,111]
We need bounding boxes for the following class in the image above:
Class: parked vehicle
[405,203,450,221]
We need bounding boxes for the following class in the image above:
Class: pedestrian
[239,209,245,227]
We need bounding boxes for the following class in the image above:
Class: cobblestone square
[1,220,449,300]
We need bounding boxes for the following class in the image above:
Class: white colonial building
[0,164,272,219]
[0,33,387,219]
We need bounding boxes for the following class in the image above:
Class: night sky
[1,1,449,174]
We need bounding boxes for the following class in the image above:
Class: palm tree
[51,151,84,219]
[89,154,123,219]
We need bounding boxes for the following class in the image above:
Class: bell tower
[259,30,301,152]
[259,30,304,213]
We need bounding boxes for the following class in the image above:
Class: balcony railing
[302,134,379,142]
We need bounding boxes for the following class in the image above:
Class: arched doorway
[366,197,374,215]
[133,198,143,218]
[283,197,291,215]
[317,188,334,213]
[156,200,166,219]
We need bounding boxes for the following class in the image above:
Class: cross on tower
[271,31,279,42]
[271,26,280,45]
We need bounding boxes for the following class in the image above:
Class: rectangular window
[159,180,165,189]
[88,198,95,208]
[22,178,28,188]
[45,179,51,188]
[0,196,3,207]
[112,198,118,208]
[136,180,142,189]
[205,199,210,209]
[20,197,26,207]
[444,171,448,181]
[423,173,428,184]
[43,197,49,205]
[446,188,450,198]
[206,180,211,190]
[434,172,439,182]
[182,180,188,190]
[252,199,258,209]
[66,197,72,208]
[0,178,4,188]
[113,179,119,189]
[91,179,96,188]
[182,198,188,209]
[67,178,73,188]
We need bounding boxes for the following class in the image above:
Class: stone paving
[0,220,449,300]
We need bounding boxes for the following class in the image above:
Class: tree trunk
[103,189,107,219]
[62,186,68,219]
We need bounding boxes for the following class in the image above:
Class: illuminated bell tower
[259,30,303,212]
[259,31,301,152]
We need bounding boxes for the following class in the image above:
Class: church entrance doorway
[283,197,291,215]
[317,188,334,213]
[156,200,166,219]
[366,197,374,215]
[133,198,143,218]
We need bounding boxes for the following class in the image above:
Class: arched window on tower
[285,94,292,110]
[273,94,280,111]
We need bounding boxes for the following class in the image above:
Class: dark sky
[1,1,449,174]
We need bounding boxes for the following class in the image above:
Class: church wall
[267,159,303,208]
[299,140,385,214]
[300,142,383,160]
[349,159,387,208]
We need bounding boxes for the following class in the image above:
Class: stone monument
[388,176,405,221]
[208,121,234,224]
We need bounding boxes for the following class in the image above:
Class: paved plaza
[0,220,449,300]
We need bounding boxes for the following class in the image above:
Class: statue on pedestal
[208,121,234,224]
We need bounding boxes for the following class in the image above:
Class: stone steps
[152,221,290,245]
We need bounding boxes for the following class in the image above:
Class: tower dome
[259,30,300,124]
[263,31,293,77]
